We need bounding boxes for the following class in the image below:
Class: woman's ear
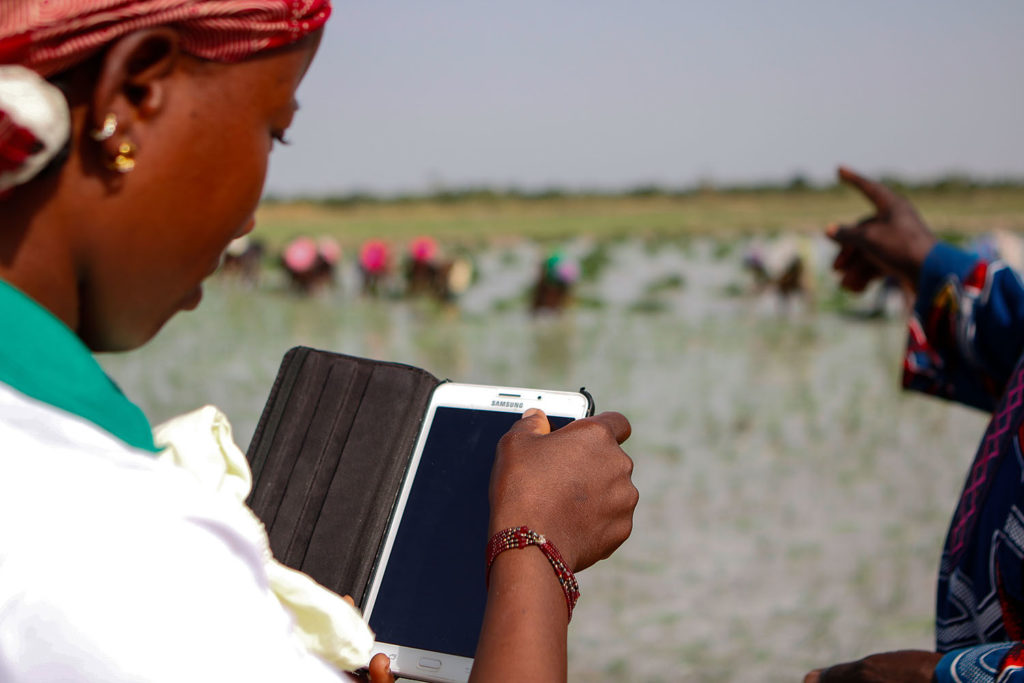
[88,28,182,160]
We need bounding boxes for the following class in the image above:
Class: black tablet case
[245,346,442,608]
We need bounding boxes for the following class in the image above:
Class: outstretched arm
[804,650,941,683]
[829,166,1024,410]
[903,242,1024,409]
[804,643,1024,683]
[828,166,937,295]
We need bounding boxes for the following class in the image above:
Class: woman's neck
[0,175,83,335]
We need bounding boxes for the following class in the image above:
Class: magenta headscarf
[0,0,330,193]
[1,0,331,75]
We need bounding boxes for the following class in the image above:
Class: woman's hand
[804,650,942,683]
[337,595,393,683]
[341,653,394,682]
[471,409,637,682]
[489,409,638,572]
[828,166,937,294]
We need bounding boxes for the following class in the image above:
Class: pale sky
[265,1,1024,196]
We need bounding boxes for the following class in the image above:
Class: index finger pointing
[585,411,631,444]
[838,165,898,212]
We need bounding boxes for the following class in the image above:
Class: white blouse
[0,384,368,682]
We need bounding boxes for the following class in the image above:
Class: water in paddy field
[100,237,988,682]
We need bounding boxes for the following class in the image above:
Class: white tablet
[361,382,591,682]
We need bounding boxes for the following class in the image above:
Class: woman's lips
[184,221,256,312]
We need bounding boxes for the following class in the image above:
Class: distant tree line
[263,173,1024,207]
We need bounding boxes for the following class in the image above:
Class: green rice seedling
[644,273,686,295]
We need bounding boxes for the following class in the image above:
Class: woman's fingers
[367,653,394,683]
[583,411,632,445]
[828,221,866,250]
[832,242,856,271]
[831,240,882,292]
[840,258,881,293]
[491,407,637,572]
[504,408,552,437]
[838,165,898,212]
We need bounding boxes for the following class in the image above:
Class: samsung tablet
[361,382,592,682]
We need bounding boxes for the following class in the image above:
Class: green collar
[0,280,157,453]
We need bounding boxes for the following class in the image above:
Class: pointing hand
[827,166,937,293]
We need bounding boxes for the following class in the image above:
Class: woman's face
[75,36,320,351]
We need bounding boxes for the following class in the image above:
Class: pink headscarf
[360,240,390,274]
[0,0,331,76]
[0,0,330,194]
[283,237,318,273]
[409,236,438,264]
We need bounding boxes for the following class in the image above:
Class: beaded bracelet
[485,525,581,622]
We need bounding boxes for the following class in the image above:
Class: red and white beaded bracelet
[485,525,581,622]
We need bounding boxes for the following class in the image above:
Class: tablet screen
[367,407,574,658]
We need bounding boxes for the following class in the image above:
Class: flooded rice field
[100,237,988,682]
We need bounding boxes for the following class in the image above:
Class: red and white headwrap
[0,0,331,194]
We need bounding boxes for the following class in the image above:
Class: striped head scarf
[0,0,331,193]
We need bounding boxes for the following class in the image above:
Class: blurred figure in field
[806,167,1024,683]
[444,257,474,301]
[405,236,440,297]
[221,235,265,287]
[742,236,815,311]
[531,250,580,314]
[281,236,339,295]
[318,237,342,274]
[404,236,474,302]
[359,239,391,296]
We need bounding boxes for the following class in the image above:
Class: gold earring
[91,113,117,141]
[107,141,136,173]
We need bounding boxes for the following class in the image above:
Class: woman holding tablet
[0,2,638,681]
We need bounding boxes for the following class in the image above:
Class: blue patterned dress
[904,244,1024,681]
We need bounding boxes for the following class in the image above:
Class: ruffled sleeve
[904,243,1024,412]
[935,642,1024,682]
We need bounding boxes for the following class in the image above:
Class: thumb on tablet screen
[506,408,551,436]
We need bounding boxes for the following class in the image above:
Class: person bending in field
[805,167,1024,683]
